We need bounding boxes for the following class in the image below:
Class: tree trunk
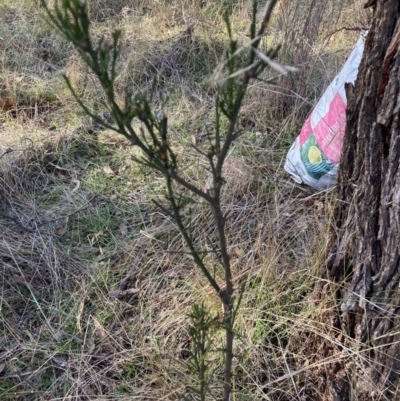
[291,1,400,400]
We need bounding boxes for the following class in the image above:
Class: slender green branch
[165,175,221,296]
[41,1,286,400]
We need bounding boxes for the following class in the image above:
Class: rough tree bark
[317,0,400,399]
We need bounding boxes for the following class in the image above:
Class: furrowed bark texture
[322,0,400,399]
[287,2,400,400]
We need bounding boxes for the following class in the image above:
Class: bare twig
[0,148,17,161]
[0,139,35,162]
[0,195,97,234]
[0,214,37,234]
[324,26,365,40]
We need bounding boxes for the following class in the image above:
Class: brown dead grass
[0,0,375,400]
[0,127,334,400]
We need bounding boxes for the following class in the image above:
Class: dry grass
[0,0,375,400]
[0,129,333,400]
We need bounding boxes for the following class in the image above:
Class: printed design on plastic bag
[300,132,334,180]
[312,92,347,164]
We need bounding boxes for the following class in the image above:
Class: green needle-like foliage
[40,0,291,399]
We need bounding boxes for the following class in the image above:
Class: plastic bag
[284,35,365,189]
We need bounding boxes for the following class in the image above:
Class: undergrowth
[0,0,369,400]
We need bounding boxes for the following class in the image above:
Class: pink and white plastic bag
[284,35,365,189]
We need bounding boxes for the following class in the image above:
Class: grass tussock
[0,0,375,400]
